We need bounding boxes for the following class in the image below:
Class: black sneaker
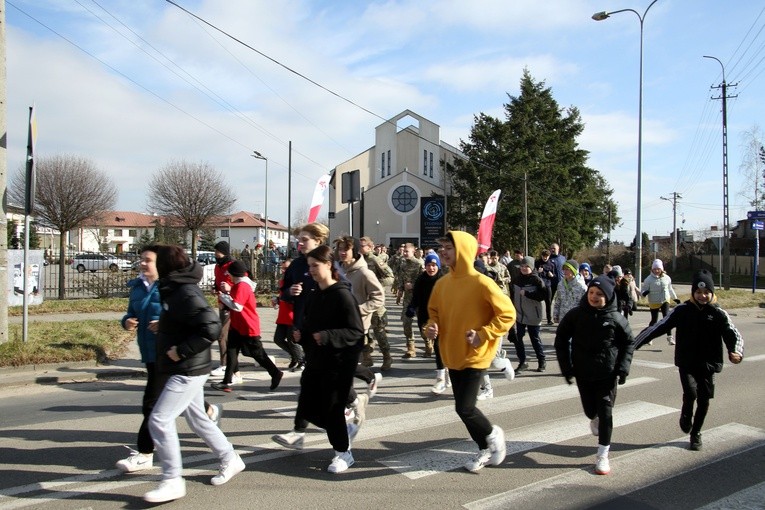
[211,382,232,393]
[516,362,529,373]
[293,361,305,372]
[690,433,702,451]
[537,361,547,372]
[679,414,692,434]
[287,360,298,370]
[270,371,284,391]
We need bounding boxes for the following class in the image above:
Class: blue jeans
[513,323,545,364]
[149,374,235,480]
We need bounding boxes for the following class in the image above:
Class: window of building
[220,229,229,238]
[429,152,434,178]
[387,150,391,176]
[391,185,418,213]
[114,229,123,237]
[100,228,108,236]
[423,150,428,175]
[381,152,386,178]
[128,229,137,237]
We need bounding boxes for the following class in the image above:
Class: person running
[359,236,395,370]
[143,245,244,503]
[272,245,365,474]
[397,243,425,358]
[634,270,744,451]
[210,260,283,393]
[511,256,547,373]
[552,258,587,323]
[554,275,635,476]
[424,231,516,473]
[116,245,221,474]
[211,241,237,382]
[641,259,680,345]
[272,259,305,371]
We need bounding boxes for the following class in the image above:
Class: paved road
[0,295,763,509]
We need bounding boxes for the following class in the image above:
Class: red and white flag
[476,189,501,254]
[307,174,331,223]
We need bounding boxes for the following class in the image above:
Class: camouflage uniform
[486,261,511,296]
[397,256,424,357]
[364,252,395,369]
[388,252,403,298]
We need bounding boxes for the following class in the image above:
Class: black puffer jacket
[279,253,317,330]
[554,292,635,382]
[156,262,221,376]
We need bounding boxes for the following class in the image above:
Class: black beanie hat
[227,260,247,277]
[589,275,615,302]
[691,269,715,295]
[214,241,231,256]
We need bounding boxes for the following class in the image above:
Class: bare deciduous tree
[10,154,117,299]
[148,160,236,257]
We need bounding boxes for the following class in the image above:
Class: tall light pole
[252,151,268,258]
[593,0,658,288]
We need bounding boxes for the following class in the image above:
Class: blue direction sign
[747,210,765,220]
[753,220,764,231]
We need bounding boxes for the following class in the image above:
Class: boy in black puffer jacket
[554,275,635,476]
[634,269,744,451]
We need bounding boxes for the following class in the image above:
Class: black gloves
[674,299,681,304]
[405,306,416,318]
[617,372,627,385]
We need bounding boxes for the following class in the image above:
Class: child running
[554,275,635,475]
[634,269,744,451]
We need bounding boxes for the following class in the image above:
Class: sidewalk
[1,306,281,391]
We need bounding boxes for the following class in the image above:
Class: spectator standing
[499,249,512,267]
[621,269,640,318]
[425,231,516,472]
[634,270,744,451]
[579,262,593,285]
[554,275,635,476]
[640,259,680,345]
[507,249,524,284]
[486,250,511,296]
[240,244,252,275]
[144,246,244,503]
[535,249,557,324]
[511,256,548,373]
[548,243,565,301]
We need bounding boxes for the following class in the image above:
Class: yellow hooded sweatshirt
[427,231,516,370]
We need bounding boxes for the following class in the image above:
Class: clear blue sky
[6,0,765,245]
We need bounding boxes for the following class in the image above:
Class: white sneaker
[143,477,186,503]
[486,425,506,465]
[464,449,491,473]
[595,455,610,475]
[328,450,354,474]
[209,404,223,427]
[211,365,226,377]
[667,336,676,346]
[230,374,243,385]
[352,394,369,427]
[500,358,515,381]
[115,447,153,473]
[211,454,245,486]
[445,370,452,388]
[368,373,383,398]
[590,417,600,437]
[431,377,447,395]
[272,431,305,450]
[477,386,494,400]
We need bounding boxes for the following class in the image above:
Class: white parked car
[71,253,132,273]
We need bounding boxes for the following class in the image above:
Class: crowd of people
[116,227,745,502]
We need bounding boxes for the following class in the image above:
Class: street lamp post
[592,0,658,288]
[252,151,268,265]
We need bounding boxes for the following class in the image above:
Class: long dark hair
[306,245,340,281]
[156,245,190,279]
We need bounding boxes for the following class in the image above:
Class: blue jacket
[122,276,161,364]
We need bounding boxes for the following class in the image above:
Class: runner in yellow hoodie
[425,231,517,472]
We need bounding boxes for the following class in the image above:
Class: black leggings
[679,367,714,435]
[449,368,493,449]
[223,329,281,384]
[649,302,671,336]
[576,377,618,446]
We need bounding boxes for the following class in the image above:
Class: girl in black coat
[554,275,635,477]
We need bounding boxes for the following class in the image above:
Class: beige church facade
[327,110,464,250]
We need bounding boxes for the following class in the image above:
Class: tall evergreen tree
[448,69,618,256]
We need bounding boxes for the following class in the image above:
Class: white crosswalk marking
[631,359,676,369]
[380,400,676,479]
[464,423,765,510]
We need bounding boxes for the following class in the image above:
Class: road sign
[747,210,765,220]
[753,220,764,231]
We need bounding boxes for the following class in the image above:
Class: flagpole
[23,105,36,343]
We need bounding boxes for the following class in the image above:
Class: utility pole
[1,0,8,345]
[660,192,682,272]
[705,55,737,290]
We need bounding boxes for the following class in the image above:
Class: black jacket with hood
[156,262,221,376]
[554,289,635,382]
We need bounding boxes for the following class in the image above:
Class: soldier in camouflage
[360,237,395,370]
[389,244,405,303]
[397,243,425,358]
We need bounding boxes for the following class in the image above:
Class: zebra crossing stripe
[631,359,676,369]
[379,400,676,479]
[464,423,765,510]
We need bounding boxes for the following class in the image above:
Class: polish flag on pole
[307,174,331,223]
[476,189,501,254]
